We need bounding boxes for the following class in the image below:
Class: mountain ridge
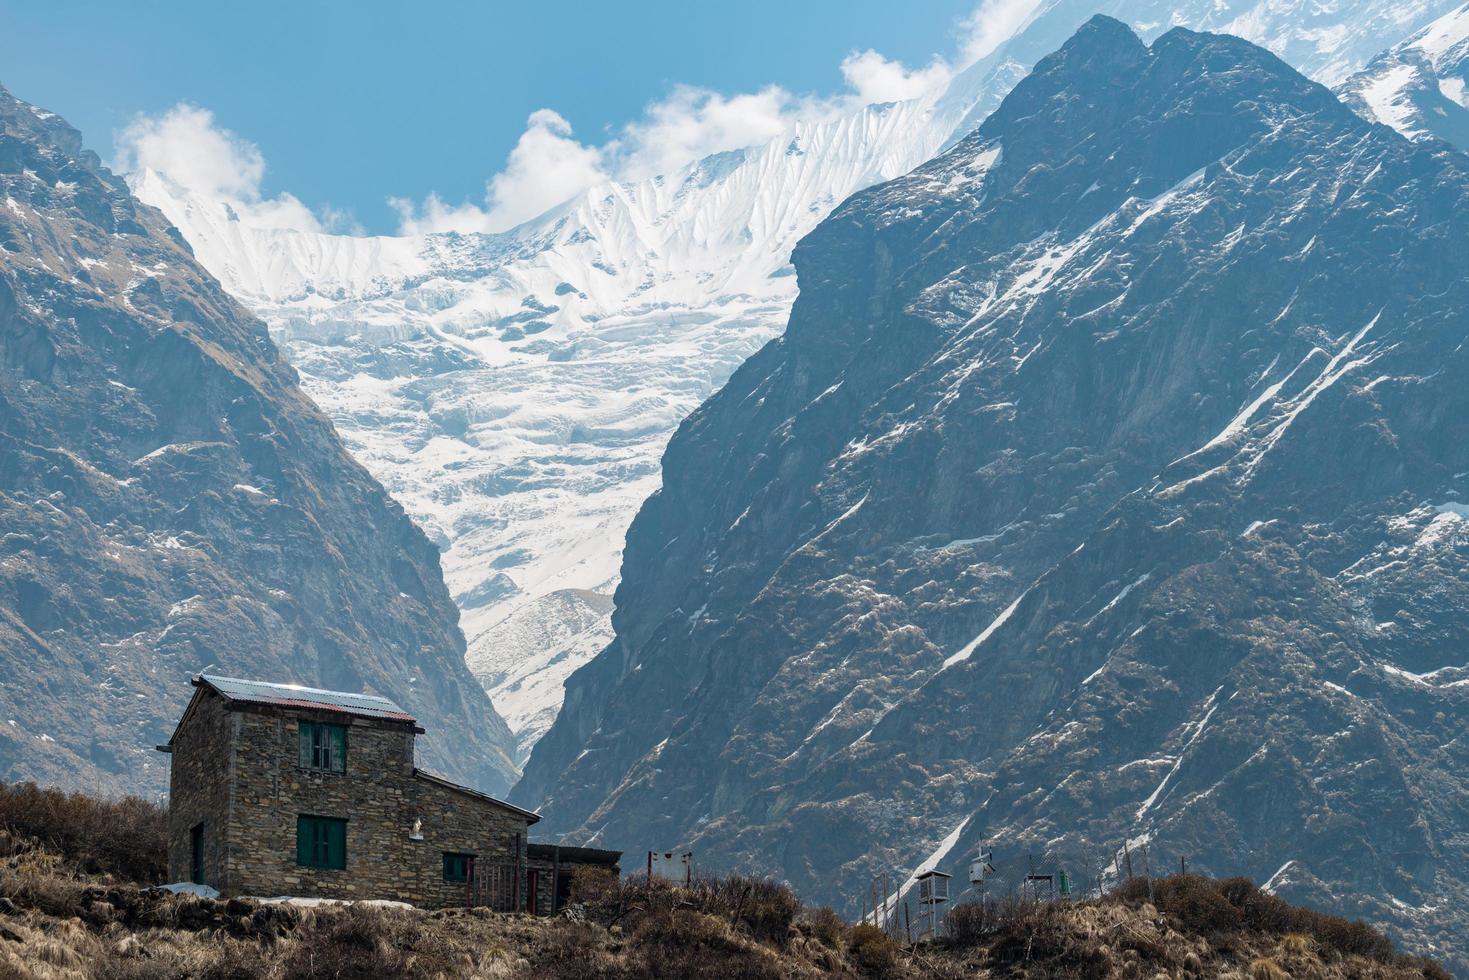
[514,16,1469,968]
[129,0,1465,760]
[0,84,518,795]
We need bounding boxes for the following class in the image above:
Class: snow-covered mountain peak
[1339,2,1469,148]
[128,0,1466,763]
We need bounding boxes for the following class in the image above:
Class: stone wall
[165,691,233,887]
[170,698,534,907]
[412,776,531,909]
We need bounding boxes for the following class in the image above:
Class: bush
[573,871,800,947]
[1249,957,1288,980]
[693,873,801,946]
[633,909,784,980]
[944,900,992,947]
[567,864,616,905]
[0,781,166,884]
[1120,874,1401,964]
[1142,874,1243,938]
[798,905,847,949]
[847,923,899,976]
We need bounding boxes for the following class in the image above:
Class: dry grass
[0,831,1447,980]
[941,875,1449,980]
[0,782,165,885]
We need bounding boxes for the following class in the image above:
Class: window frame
[443,852,475,882]
[297,720,347,773]
[296,815,348,870]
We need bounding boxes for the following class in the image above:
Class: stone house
[158,674,618,910]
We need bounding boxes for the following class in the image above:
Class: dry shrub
[632,909,783,980]
[1249,956,1288,980]
[944,900,993,947]
[983,900,1114,978]
[567,864,616,905]
[1123,875,1400,964]
[275,904,481,979]
[847,923,899,977]
[527,920,621,980]
[798,905,847,949]
[691,874,801,946]
[0,781,166,884]
[1131,874,1241,938]
[574,871,800,947]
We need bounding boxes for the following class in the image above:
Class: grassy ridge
[0,780,1446,978]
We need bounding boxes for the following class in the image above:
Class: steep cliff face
[0,86,516,796]
[516,18,1469,968]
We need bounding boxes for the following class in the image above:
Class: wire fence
[859,834,1194,944]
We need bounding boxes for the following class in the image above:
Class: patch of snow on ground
[161,882,220,898]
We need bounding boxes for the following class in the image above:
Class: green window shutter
[298,722,314,768]
[329,818,346,869]
[443,853,473,881]
[297,816,347,869]
[331,725,347,773]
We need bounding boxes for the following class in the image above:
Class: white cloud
[840,50,954,104]
[122,2,1041,238]
[956,0,1046,65]
[391,109,609,235]
[115,104,331,233]
[613,85,838,181]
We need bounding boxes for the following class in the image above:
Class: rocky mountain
[0,85,517,796]
[131,0,1463,764]
[128,96,967,764]
[1341,3,1469,151]
[513,17,1469,970]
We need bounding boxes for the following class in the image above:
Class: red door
[526,871,538,915]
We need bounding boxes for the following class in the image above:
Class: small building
[158,674,619,910]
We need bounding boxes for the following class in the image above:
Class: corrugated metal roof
[198,674,416,723]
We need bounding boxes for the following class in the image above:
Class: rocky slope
[514,17,1469,970]
[1341,2,1469,150]
[0,86,517,795]
[130,0,1463,762]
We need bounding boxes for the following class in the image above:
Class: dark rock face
[516,18,1469,967]
[0,87,516,796]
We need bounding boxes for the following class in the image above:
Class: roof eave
[412,768,541,824]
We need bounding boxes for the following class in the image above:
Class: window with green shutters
[298,720,346,772]
[443,852,474,882]
[296,815,347,869]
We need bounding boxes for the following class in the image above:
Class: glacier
[128,0,1464,764]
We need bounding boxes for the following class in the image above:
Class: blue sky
[0,0,989,234]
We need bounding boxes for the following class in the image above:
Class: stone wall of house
[203,703,535,908]
[165,691,234,888]
[411,776,532,909]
